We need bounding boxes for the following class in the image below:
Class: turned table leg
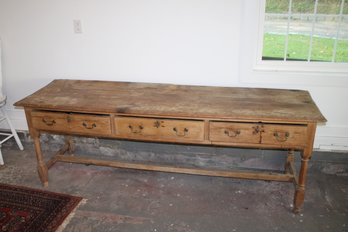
[285,149,295,173]
[32,131,48,187]
[293,123,316,213]
[66,136,75,154]
[293,152,310,213]
[284,149,306,213]
[294,146,313,214]
[25,108,49,187]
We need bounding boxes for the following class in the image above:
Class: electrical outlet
[73,20,82,34]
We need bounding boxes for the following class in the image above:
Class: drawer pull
[173,127,189,137]
[154,120,161,128]
[252,125,264,135]
[128,125,144,134]
[224,129,241,137]
[274,131,290,142]
[42,117,56,126]
[82,122,97,129]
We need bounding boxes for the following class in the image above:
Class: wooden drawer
[261,124,307,147]
[209,122,260,144]
[69,114,111,136]
[115,117,204,141]
[31,111,68,132]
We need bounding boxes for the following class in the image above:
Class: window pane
[263,0,288,60]
[310,0,342,62]
[286,1,314,60]
[311,36,334,61]
[287,34,311,60]
[292,0,315,13]
[336,14,348,62]
[265,0,289,13]
[336,1,348,62]
[335,39,348,62]
[263,34,286,59]
[317,0,342,14]
[309,15,339,62]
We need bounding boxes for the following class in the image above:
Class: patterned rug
[0,183,82,232]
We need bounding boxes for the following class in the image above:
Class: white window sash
[254,0,348,74]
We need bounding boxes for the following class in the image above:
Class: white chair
[0,39,24,165]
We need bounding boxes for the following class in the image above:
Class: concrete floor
[0,136,348,232]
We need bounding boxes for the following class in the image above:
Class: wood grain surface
[14,79,326,123]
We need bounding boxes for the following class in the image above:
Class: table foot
[37,165,48,187]
[293,186,305,213]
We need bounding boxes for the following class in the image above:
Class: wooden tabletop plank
[14,79,327,123]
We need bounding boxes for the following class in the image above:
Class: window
[262,0,348,63]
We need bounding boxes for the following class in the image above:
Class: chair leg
[0,108,24,150]
[0,145,4,165]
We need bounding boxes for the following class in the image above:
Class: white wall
[0,0,347,151]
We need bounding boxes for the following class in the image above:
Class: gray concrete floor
[0,137,348,232]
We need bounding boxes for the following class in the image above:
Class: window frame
[254,0,348,74]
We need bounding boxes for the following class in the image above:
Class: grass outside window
[263,33,348,62]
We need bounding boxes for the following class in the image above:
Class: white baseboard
[314,125,348,152]
[1,109,348,152]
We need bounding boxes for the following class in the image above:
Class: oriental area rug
[0,183,82,232]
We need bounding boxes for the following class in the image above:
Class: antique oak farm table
[15,79,326,212]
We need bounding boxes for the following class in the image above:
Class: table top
[15,79,326,123]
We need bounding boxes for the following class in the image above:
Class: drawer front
[31,111,68,132]
[115,117,204,141]
[69,114,112,136]
[261,124,307,147]
[209,122,260,144]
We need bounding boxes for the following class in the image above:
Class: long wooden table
[15,79,326,213]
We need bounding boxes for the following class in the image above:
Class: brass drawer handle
[128,125,144,134]
[224,129,241,137]
[42,117,56,126]
[173,127,189,137]
[274,131,290,142]
[82,122,97,129]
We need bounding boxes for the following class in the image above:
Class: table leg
[66,136,75,154]
[293,151,310,213]
[32,131,48,187]
[293,123,316,213]
[285,150,295,173]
